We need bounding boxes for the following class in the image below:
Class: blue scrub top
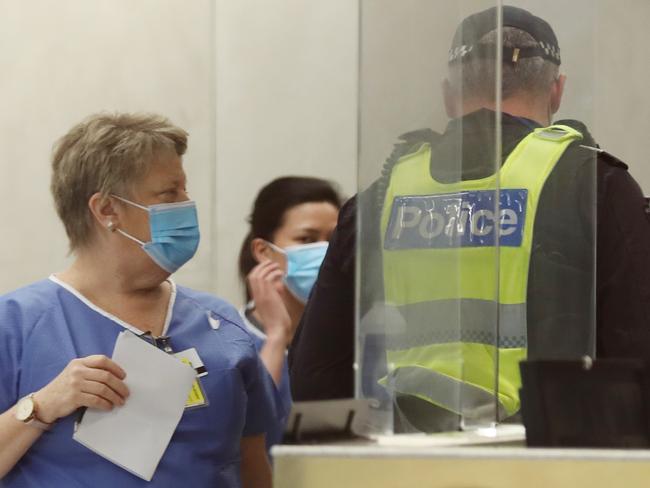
[0,278,277,488]
[239,309,292,450]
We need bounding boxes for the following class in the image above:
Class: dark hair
[238,176,342,300]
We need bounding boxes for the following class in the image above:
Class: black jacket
[289,110,650,401]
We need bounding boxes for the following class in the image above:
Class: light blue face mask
[112,195,200,274]
[267,241,329,303]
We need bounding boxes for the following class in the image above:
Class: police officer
[289,5,650,432]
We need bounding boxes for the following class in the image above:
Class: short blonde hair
[51,112,188,250]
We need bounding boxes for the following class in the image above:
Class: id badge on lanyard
[174,348,209,409]
[141,333,209,409]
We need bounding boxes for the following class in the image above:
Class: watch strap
[26,416,53,431]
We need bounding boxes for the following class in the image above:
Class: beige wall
[0,0,648,304]
[214,0,358,306]
[0,0,216,293]
[592,0,650,184]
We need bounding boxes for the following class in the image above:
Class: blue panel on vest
[384,189,528,249]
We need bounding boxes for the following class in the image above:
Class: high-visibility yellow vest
[380,125,583,419]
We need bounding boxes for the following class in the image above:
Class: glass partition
[356,0,597,436]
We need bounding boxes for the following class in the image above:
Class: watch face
[16,396,35,422]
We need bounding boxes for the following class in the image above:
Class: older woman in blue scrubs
[0,113,273,487]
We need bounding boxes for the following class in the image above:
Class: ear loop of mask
[111,194,149,211]
[264,240,287,256]
[265,240,330,255]
[110,194,149,247]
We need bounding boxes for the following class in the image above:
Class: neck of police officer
[460,94,552,127]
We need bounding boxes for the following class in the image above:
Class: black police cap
[448,5,561,66]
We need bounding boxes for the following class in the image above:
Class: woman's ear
[251,238,272,264]
[88,193,118,232]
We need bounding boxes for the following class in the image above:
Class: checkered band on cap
[448,45,474,63]
[448,6,562,66]
[447,40,561,65]
[538,41,561,63]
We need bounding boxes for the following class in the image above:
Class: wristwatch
[15,393,53,431]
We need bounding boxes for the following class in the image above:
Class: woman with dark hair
[238,176,342,447]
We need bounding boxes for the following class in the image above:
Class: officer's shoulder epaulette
[555,118,629,171]
[574,144,629,170]
[398,128,440,143]
[599,150,629,170]
[396,128,441,158]
[555,118,595,145]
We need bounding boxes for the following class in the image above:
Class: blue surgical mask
[267,241,328,303]
[112,195,200,273]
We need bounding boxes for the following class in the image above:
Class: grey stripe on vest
[384,299,527,349]
[388,366,508,420]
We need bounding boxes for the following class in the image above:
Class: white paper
[73,331,196,481]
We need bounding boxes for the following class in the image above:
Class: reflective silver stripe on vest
[385,299,527,350]
[388,365,508,420]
